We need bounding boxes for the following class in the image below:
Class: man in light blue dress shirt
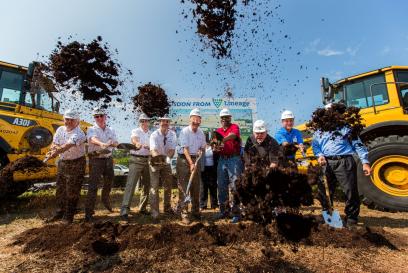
[312,126,372,227]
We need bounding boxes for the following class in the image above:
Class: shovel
[175,152,203,213]
[321,165,343,228]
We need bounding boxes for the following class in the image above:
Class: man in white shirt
[85,107,118,222]
[149,114,177,219]
[176,108,206,224]
[46,109,86,224]
[120,113,152,220]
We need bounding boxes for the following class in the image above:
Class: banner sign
[170,98,256,144]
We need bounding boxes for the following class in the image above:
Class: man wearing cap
[244,120,282,168]
[214,108,243,223]
[275,110,305,165]
[46,109,86,224]
[149,114,177,219]
[120,113,151,220]
[177,108,206,224]
[84,108,118,222]
[312,105,372,228]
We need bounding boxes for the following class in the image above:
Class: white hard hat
[158,114,171,120]
[253,120,266,133]
[189,108,201,117]
[138,113,151,120]
[324,103,333,110]
[281,110,294,120]
[92,107,106,116]
[219,108,231,117]
[63,109,80,120]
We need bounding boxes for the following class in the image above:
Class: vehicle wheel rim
[371,155,408,197]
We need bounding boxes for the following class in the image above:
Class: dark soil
[306,103,365,140]
[235,164,316,242]
[132,83,171,118]
[40,36,128,105]
[0,157,47,199]
[185,0,238,58]
[10,221,400,272]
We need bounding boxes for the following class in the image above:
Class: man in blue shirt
[275,110,305,164]
[312,126,372,228]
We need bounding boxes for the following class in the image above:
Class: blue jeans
[217,156,243,216]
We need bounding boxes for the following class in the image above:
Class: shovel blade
[322,210,343,228]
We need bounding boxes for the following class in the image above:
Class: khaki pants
[177,156,200,216]
[55,156,85,221]
[149,161,172,218]
[120,156,150,216]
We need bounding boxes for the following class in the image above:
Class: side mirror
[320,77,333,104]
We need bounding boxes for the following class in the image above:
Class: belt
[178,154,198,160]
[131,154,149,158]
[325,155,352,160]
[60,156,85,162]
[220,154,240,159]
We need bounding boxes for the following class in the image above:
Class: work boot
[120,214,129,222]
[103,201,113,212]
[45,212,64,223]
[345,218,358,230]
[84,214,94,223]
[139,210,149,216]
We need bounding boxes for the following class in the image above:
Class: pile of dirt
[0,156,47,199]
[132,83,171,118]
[235,164,316,242]
[10,221,399,272]
[40,36,128,105]
[306,103,365,140]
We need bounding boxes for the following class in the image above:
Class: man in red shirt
[214,108,244,223]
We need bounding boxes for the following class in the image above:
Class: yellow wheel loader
[297,66,408,211]
[0,60,89,198]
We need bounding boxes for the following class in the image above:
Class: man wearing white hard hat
[275,110,305,165]
[244,120,282,168]
[84,107,118,222]
[176,108,206,224]
[214,108,243,223]
[149,114,177,219]
[120,113,152,221]
[46,109,86,224]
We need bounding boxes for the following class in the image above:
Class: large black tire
[358,135,408,212]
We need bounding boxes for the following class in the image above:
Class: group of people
[46,105,372,228]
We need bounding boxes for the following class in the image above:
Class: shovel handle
[183,152,203,201]
[321,165,333,213]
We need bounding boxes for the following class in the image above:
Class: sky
[2,0,408,141]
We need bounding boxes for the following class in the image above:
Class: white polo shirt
[177,125,206,155]
[53,125,86,160]
[130,127,151,156]
[150,129,177,156]
[87,123,118,158]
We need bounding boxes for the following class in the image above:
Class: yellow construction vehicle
[297,66,408,211]
[0,60,88,198]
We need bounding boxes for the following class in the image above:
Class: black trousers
[317,156,360,222]
[200,165,218,209]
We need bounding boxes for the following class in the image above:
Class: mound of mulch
[306,103,365,140]
[10,220,400,273]
[40,36,128,105]
[132,83,171,118]
[0,157,47,199]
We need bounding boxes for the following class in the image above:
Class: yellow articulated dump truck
[297,66,408,212]
[0,60,88,198]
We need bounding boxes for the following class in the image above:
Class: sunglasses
[94,115,105,118]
